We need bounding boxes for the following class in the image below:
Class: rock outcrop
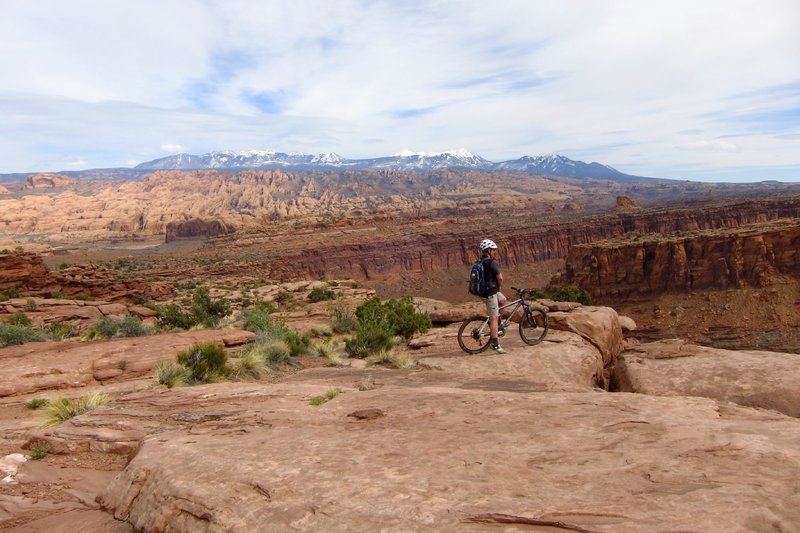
[618,339,800,418]
[26,173,75,189]
[165,218,236,242]
[0,253,171,302]
[559,218,800,298]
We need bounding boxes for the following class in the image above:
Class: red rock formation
[26,173,75,188]
[0,253,171,301]
[165,218,236,242]
[615,195,638,209]
[0,252,49,290]
[559,219,800,298]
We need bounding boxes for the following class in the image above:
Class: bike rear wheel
[519,308,548,345]
[457,316,492,354]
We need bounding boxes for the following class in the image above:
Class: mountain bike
[457,287,548,354]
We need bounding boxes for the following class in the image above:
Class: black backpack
[468,258,490,297]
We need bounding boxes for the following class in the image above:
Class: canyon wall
[232,197,800,283]
[559,219,800,298]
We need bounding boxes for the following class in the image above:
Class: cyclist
[478,239,508,353]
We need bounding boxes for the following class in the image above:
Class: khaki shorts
[483,292,506,317]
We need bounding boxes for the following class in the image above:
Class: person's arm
[496,271,504,289]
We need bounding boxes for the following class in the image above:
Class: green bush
[131,294,148,305]
[73,293,95,301]
[177,342,230,383]
[0,323,45,347]
[241,301,277,332]
[84,316,120,339]
[308,287,336,302]
[26,398,50,410]
[116,315,151,337]
[190,287,231,327]
[344,296,431,358]
[550,286,593,305]
[51,290,69,299]
[7,311,32,327]
[156,303,198,330]
[1,287,20,301]
[284,329,310,356]
[328,300,356,334]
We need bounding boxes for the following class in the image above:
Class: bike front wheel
[519,308,548,345]
[457,316,492,354]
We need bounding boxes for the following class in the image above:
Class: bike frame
[483,288,531,331]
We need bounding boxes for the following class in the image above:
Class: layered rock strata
[559,218,800,298]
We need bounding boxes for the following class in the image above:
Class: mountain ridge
[0,150,668,184]
[133,149,655,182]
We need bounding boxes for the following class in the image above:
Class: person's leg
[486,293,499,339]
[486,294,505,352]
[495,292,507,328]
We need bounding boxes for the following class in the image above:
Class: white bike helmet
[479,239,498,251]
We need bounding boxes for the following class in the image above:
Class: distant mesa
[615,196,638,209]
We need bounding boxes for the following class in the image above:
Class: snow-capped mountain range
[134,149,651,182]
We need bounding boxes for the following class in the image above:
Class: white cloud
[678,140,740,152]
[160,144,187,153]
[0,0,799,181]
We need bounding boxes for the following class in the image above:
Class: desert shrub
[550,286,593,305]
[344,296,431,358]
[51,290,69,299]
[73,293,95,301]
[0,323,45,347]
[308,287,336,303]
[309,326,332,338]
[240,301,277,332]
[0,287,19,301]
[29,443,49,460]
[24,298,37,311]
[344,321,395,358]
[131,294,148,305]
[190,287,231,327]
[40,392,110,428]
[7,311,32,327]
[47,321,76,341]
[155,360,189,388]
[84,316,119,339]
[116,315,151,337]
[368,351,417,369]
[85,316,149,339]
[26,398,50,410]
[246,341,302,369]
[231,351,271,380]
[156,303,198,330]
[284,329,310,356]
[177,342,230,383]
[273,290,294,307]
[328,300,356,334]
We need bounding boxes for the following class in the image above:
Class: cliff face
[230,197,800,285]
[0,253,171,301]
[559,219,800,298]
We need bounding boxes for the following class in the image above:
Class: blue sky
[1,0,799,182]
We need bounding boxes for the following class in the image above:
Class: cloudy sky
[2,0,799,181]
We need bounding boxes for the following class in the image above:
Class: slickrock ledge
[96,381,800,532]
[618,339,800,418]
